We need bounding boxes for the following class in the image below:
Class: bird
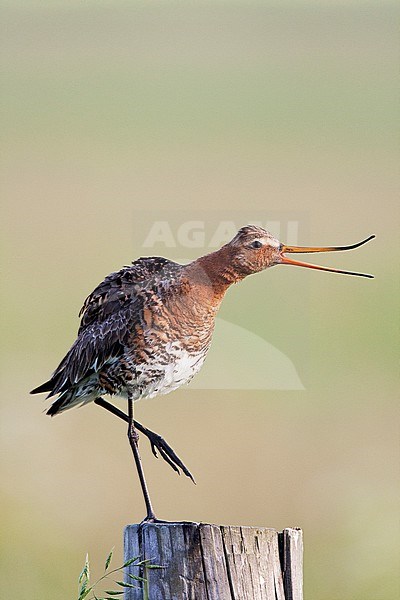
[31,225,374,521]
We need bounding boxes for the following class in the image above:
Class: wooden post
[124,522,303,600]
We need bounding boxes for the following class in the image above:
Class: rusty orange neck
[184,246,245,305]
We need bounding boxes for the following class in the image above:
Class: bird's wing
[43,306,136,397]
[78,257,178,332]
[31,257,180,397]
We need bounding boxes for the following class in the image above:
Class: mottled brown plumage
[33,226,283,417]
[31,225,373,520]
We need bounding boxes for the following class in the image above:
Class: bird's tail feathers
[30,380,54,395]
[46,390,96,416]
[32,370,98,416]
[46,396,67,416]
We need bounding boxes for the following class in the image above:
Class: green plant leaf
[104,591,124,596]
[78,582,93,600]
[78,568,86,584]
[116,580,139,588]
[104,548,114,572]
[122,556,140,567]
[128,573,147,582]
[78,554,90,584]
[146,564,165,569]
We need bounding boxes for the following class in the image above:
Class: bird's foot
[139,515,171,525]
[139,516,199,526]
[144,429,196,484]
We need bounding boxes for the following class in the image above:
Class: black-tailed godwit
[31,225,374,521]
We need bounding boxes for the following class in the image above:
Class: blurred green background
[1,1,398,598]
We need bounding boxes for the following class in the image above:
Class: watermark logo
[141,219,300,250]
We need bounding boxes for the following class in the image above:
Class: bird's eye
[251,240,263,249]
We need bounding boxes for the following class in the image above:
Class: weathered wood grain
[124,522,303,600]
[280,528,303,600]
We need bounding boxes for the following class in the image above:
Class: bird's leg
[127,393,156,522]
[94,397,195,482]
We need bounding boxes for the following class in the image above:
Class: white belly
[135,346,207,400]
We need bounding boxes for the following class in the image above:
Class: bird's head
[225,225,375,279]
